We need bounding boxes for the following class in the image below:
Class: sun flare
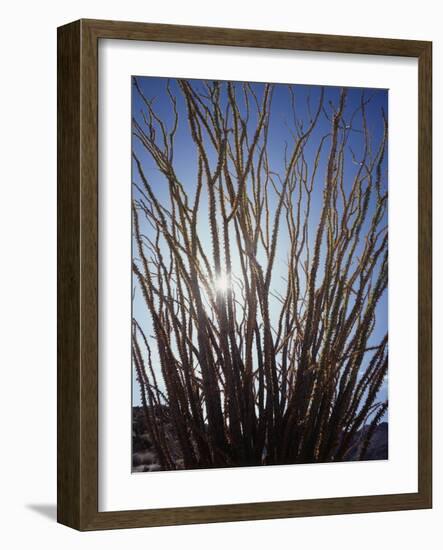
[214,273,230,293]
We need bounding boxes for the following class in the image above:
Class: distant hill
[346,422,388,461]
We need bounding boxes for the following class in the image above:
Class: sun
[214,272,230,293]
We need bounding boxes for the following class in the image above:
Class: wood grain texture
[84,18,429,56]
[417,42,432,506]
[57,19,432,531]
[57,20,81,528]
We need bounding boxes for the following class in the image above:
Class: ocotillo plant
[131,77,388,470]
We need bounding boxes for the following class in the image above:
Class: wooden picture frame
[57,18,432,530]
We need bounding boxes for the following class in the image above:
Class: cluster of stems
[132,78,388,469]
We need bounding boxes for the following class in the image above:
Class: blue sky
[131,76,388,414]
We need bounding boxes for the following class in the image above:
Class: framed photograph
[57,19,432,530]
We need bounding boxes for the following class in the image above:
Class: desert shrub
[131,78,388,469]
